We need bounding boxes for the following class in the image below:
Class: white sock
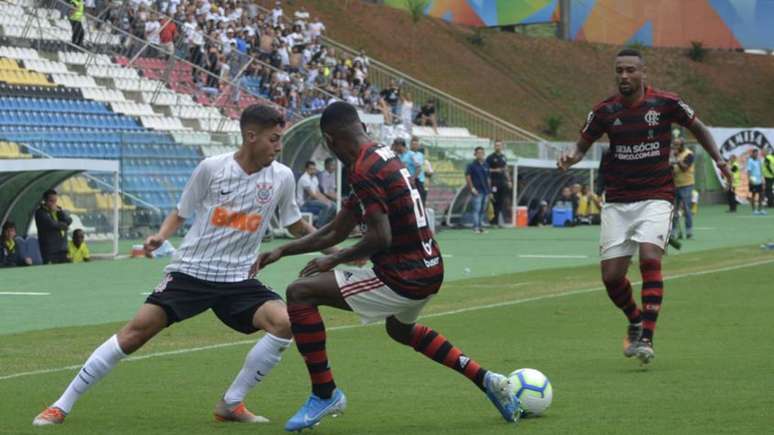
[52,335,127,413]
[223,333,291,405]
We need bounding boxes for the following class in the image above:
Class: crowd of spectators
[90,0,440,125]
[1,189,91,268]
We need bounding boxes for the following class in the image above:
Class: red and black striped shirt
[581,86,696,203]
[343,143,443,299]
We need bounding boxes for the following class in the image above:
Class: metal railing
[251,2,548,144]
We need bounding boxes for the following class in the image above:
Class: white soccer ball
[508,368,553,416]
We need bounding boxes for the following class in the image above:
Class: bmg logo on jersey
[211,207,262,232]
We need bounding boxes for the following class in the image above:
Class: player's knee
[286,281,310,304]
[385,317,412,345]
[601,271,625,288]
[264,311,292,339]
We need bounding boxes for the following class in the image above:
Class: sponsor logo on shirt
[211,207,263,233]
[614,141,661,160]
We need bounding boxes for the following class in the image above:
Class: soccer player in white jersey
[34,105,327,425]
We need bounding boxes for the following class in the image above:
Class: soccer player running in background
[34,105,327,426]
[557,49,731,364]
[258,102,520,432]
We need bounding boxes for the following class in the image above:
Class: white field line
[2,257,773,382]
[0,292,51,296]
[518,254,589,259]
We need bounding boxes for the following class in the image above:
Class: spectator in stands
[380,79,401,120]
[415,98,438,134]
[69,0,85,47]
[296,161,336,228]
[392,138,423,195]
[68,229,91,263]
[486,140,511,227]
[763,149,774,209]
[159,15,178,57]
[1,221,32,267]
[409,136,428,206]
[144,12,162,57]
[671,138,695,238]
[466,146,491,234]
[318,157,338,202]
[576,184,601,225]
[35,189,72,265]
[400,93,414,133]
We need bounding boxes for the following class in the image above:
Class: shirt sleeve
[580,107,607,143]
[350,171,388,216]
[177,159,211,219]
[672,97,697,127]
[82,243,90,259]
[683,153,695,166]
[465,163,473,176]
[278,169,303,228]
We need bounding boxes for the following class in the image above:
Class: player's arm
[687,118,732,184]
[465,171,478,195]
[258,207,359,269]
[143,210,186,255]
[298,209,390,277]
[558,135,594,171]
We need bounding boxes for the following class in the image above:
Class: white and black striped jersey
[165,153,301,282]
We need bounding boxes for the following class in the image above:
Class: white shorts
[599,200,673,260]
[334,268,431,325]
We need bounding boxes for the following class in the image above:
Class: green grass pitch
[1,206,773,434]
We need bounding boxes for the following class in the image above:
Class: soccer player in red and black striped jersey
[259,102,520,431]
[558,48,732,364]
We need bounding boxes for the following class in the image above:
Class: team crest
[644,109,660,127]
[256,183,273,205]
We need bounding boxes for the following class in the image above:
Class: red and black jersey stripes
[343,143,443,299]
[581,86,696,203]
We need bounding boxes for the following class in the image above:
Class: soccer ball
[508,368,553,416]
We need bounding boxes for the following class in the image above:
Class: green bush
[688,41,707,62]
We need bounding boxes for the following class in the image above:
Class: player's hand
[257,249,283,271]
[716,160,733,189]
[143,234,164,257]
[346,257,368,267]
[557,150,582,171]
[300,256,337,277]
[470,188,479,196]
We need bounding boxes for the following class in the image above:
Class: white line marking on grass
[693,227,716,231]
[140,292,151,295]
[2,257,773,382]
[519,254,589,259]
[0,292,50,296]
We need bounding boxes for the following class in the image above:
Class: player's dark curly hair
[616,48,642,59]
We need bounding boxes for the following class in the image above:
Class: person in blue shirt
[409,136,428,206]
[466,147,491,233]
[747,148,766,215]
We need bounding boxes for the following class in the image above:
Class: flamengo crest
[644,109,660,127]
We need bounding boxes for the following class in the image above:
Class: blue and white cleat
[484,372,521,423]
[284,389,347,432]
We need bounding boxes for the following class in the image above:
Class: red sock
[604,278,642,323]
[288,304,336,399]
[409,324,488,391]
[640,259,664,341]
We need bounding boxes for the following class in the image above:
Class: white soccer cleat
[32,406,66,426]
[214,400,269,423]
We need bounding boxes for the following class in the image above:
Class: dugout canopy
[0,158,120,256]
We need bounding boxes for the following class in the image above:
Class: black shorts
[750,183,763,194]
[145,272,282,334]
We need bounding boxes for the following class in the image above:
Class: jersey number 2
[400,168,427,228]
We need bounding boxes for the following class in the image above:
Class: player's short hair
[474,146,485,153]
[305,160,316,168]
[72,228,84,237]
[616,48,643,60]
[240,104,286,132]
[392,137,406,147]
[42,189,57,200]
[320,101,360,134]
[324,157,335,166]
